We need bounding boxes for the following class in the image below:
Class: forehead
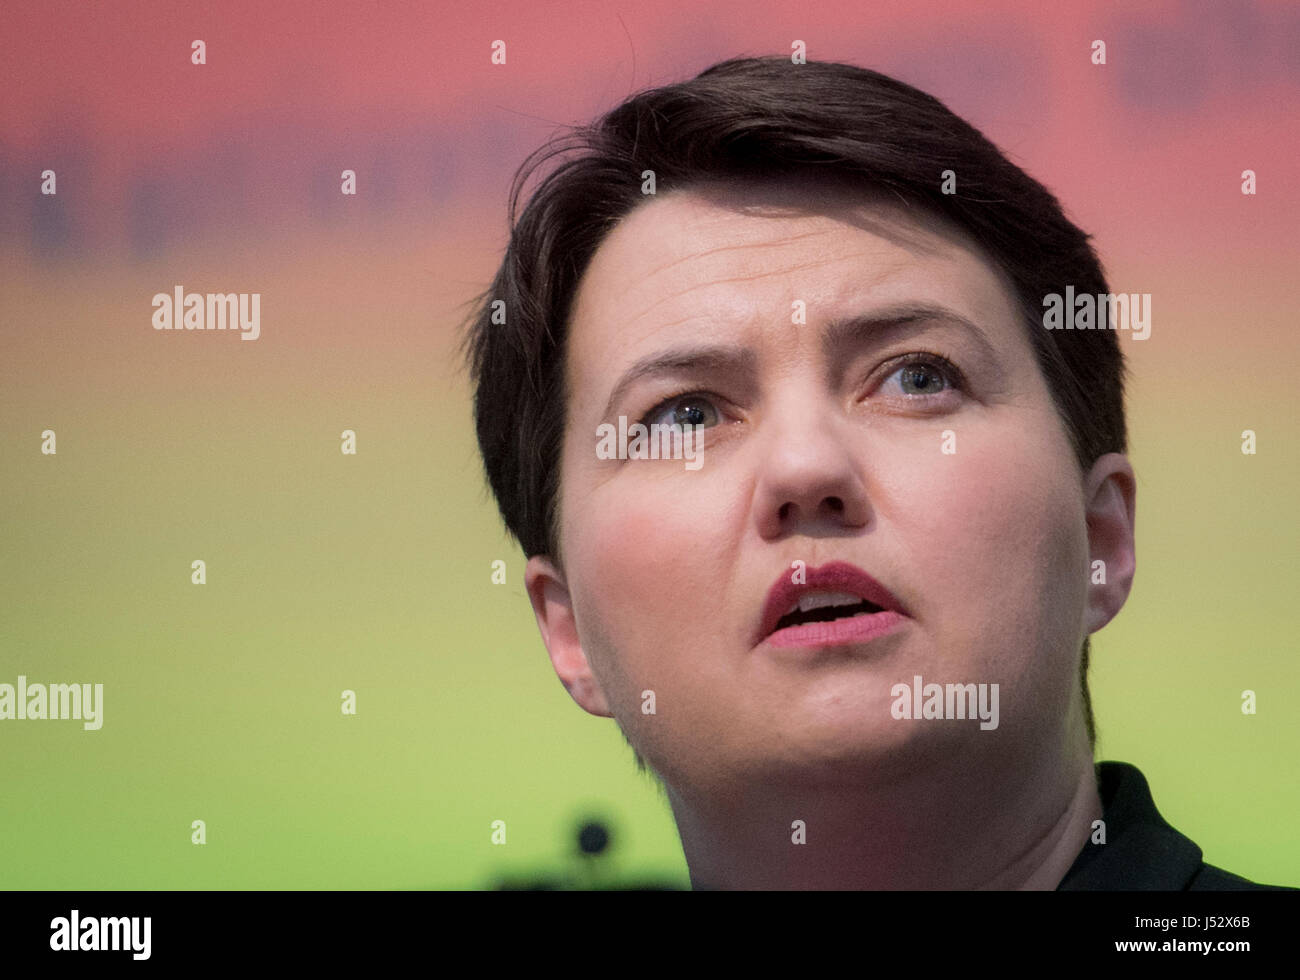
[564,182,1023,407]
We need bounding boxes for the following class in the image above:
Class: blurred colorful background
[2,0,1297,889]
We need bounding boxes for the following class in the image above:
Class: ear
[1082,452,1137,635]
[524,554,614,718]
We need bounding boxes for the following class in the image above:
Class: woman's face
[531,182,1111,793]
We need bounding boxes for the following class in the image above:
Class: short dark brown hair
[462,56,1127,756]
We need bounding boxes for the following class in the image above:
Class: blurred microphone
[490,816,682,890]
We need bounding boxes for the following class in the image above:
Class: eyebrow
[602,347,759,420]
[822,303,1000,365]
[600,302,1001,419]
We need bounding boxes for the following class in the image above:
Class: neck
[667,733,1100,890]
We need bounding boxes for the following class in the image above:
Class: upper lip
[756,560,907,644]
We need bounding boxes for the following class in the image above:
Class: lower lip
[765,610,907,649]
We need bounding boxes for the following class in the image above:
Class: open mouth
[771,592,886,633]
[757,561,907,649]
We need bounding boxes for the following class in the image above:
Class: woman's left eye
[882,355,961,397]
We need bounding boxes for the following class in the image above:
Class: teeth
[785,591,865,617]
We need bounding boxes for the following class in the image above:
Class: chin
[722,718,937,787]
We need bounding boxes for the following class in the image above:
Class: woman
[462,56,1286,890]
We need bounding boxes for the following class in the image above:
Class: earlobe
[524,554,614,718]
[1082,453,1137,635]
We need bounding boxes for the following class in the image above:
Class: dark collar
[1056,761,1204,889]
[1056,760,1285,890]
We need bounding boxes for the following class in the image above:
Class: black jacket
[1056,761,1294,890]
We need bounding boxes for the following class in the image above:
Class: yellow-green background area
[1,219,1297,890]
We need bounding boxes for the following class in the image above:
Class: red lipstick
[756,560,908,649]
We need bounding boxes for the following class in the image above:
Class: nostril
[778,502,792,521]
[825,496,844,513]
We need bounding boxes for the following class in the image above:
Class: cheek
[893,426,1087,665]
[560,459,740,702]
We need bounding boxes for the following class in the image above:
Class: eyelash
[876,349,967,398]
[638,389,728,429]
[637,350,966,426]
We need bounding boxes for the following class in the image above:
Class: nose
[751,407,871,540]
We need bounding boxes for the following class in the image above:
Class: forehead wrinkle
[635,226,834,284]
[620,250,872,333]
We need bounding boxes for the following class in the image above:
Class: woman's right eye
[642,393,723,429]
